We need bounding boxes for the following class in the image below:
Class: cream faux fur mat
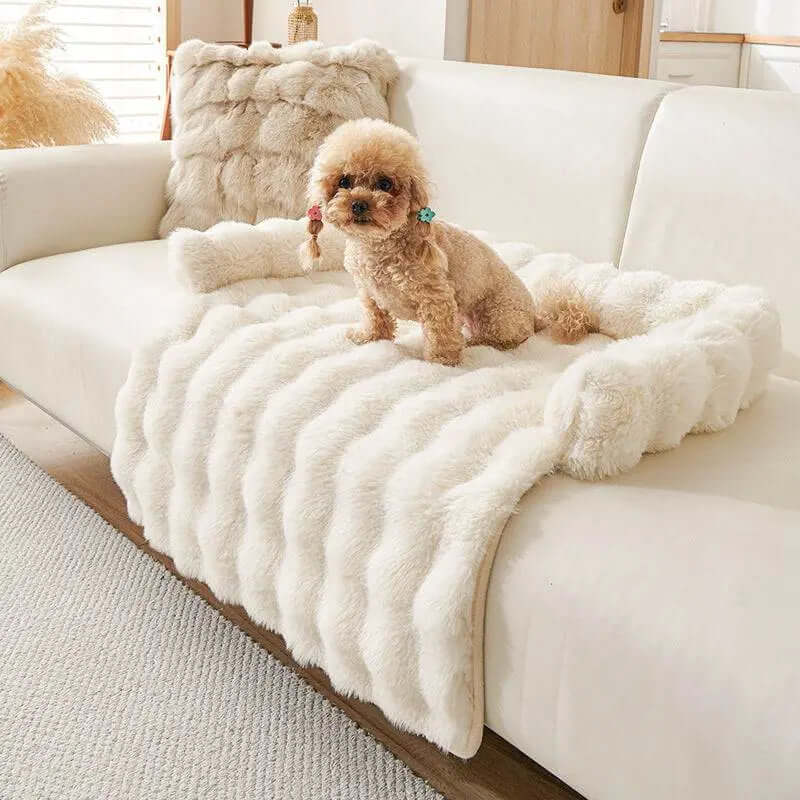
[112,219,780,757]
[159,39,398,237]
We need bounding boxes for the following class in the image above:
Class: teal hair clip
[417,207,436,223]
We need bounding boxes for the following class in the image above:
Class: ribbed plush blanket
[111,219,780,757]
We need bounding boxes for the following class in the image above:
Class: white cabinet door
[741,44,800,92]
[656,42,741,86]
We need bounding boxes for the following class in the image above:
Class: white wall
[253,0,468,59]
[444,0,469,61]
[710,0,800,34]
[662,0,800,34]
[181,0,244,42]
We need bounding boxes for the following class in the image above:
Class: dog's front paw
[346,327,377,345]
[425,345,463,367]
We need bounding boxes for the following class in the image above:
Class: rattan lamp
[288,1,318,44]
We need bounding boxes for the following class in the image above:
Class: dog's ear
[408,172,431,216]
[298,204,324,273]
[409,173,434,239]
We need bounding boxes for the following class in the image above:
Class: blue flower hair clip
[417,207,436,224]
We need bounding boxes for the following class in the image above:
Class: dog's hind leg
[467,290,536,351]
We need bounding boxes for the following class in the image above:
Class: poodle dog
[300,118,592,365]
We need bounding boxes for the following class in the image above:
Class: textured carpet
[0,434,442,800]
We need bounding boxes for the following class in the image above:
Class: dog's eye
[338,175,352,190]
[376,176,393,192]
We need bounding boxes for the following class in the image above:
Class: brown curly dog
[300,118,593,366]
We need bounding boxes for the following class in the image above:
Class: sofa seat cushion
[485,373,800,800]
[0,240,181,453]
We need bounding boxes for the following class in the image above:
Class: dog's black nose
[351,201,368,216]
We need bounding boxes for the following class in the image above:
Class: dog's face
[309,119,430,242]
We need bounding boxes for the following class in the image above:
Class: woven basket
[288,4,318,44]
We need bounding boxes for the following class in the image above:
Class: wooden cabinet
[655,41,741,86]
[656,34,800,92]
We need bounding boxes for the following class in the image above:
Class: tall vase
[288,3,318,44]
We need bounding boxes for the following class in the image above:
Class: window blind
[0,1,166,141]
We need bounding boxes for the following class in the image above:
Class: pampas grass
[0,0,118,148]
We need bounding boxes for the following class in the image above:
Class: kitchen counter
[661,32,800,47]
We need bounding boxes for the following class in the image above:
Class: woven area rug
[0,434,441,800]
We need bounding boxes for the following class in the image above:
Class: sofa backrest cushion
[620,86,800,379]
[389,58,678,264]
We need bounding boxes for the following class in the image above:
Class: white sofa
[1,59,798,800]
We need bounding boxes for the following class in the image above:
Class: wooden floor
[0,381,585,800]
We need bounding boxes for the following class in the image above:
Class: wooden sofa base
[0,381,585,800]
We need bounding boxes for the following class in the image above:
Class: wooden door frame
[165,0,181,51]
[244,0,254,46]
[620,0,654,77]
[160,0,180,140]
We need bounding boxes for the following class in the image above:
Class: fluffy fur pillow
[159,39,398,237]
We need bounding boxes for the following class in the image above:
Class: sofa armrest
[0,141,172,271]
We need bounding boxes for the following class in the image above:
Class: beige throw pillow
[159,39,398,237]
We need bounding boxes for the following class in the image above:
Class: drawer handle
[668,72,694,78]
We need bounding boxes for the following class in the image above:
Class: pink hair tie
[307,204,322,222]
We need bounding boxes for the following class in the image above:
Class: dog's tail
[535,283,598,344]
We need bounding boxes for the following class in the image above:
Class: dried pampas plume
[0,0,118,148]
